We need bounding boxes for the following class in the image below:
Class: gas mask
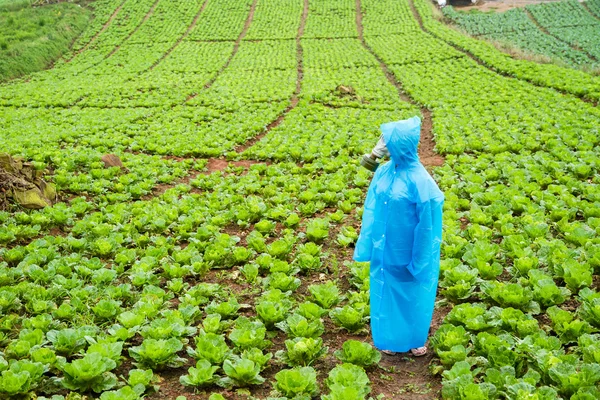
[360,135,389,172]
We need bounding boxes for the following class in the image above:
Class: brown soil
[66,0,127,62]
[205,158,266,174]
[418,108,445,168]
[140,169,204,200]
[138,156,271,200]
[105,0,160,60]
[456,0,560,13]
[148,0,209,71]
[234,106,295,154]
[206,158,229,173]
[561,297,581,312]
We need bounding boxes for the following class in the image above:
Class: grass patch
[0,0,90,81]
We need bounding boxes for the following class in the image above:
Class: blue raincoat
[353,116,444,352]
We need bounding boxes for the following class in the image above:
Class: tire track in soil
[356,0,444,169]
[523,8,599,63]
[148,0,210,71]
[234,0,309,154]
[185,0,259,102]
[65,0,128,63]
[408,0,599,106]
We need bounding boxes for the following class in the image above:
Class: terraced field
[443,0,600,70]
[1,0,599,399]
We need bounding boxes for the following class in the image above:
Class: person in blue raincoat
[354,116,444,356]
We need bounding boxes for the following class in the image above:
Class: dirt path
[148,0,210,71]
[455,0,560,12]
[356,0,444,168]
[234,0,309,153]
[66,0,128,62]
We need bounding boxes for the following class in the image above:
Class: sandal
[410,346,428,357]
[381,350,397,356]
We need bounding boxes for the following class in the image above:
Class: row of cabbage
[525,0,600,61]
[0,0,421,398]
[441,6,596,68]
[588,0,600,18]
[415,0,600,101]
[362,0,600,398]
[0,0,293,156]
[0,155,386,399]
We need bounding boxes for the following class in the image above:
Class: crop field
[443,0,600,70]
[0,0,600,399]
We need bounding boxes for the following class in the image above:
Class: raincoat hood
[380,116,421,166]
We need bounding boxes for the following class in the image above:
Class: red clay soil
[138,156,270,199]
[418,108,445,168]
[140,169,204,200]
[205,158,267,173]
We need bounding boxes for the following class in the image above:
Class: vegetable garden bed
[0,0,599,399]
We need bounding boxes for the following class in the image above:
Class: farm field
[443,0,600,71]
[0,0,599,399]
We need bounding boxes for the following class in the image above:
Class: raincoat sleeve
[353,170,380,262]
[371,135,390,159]
[405,199,434,281]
